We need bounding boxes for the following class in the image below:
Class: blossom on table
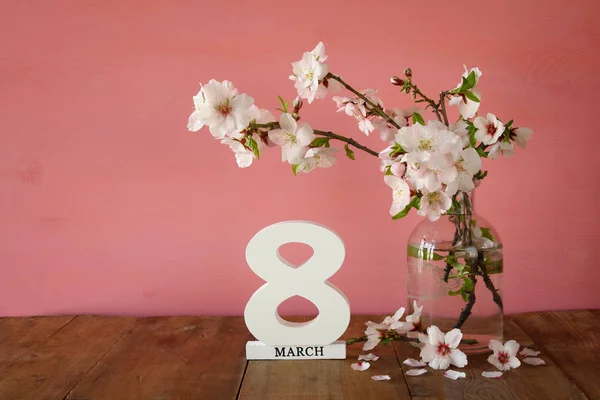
[482,371,503,378]
[448,66,482,119]
[418,189,452,222]
[520,348,540,357]
[363,307,407,350]
[384,175,411,216]
[405,368,428,376]
[403,358,426,367]
[522,357,546,365]
[371,375,391,381]
[444,370,466,380]
[419,325,468,369]
[188,79,255,139]
[351,361,370,371]
[358,353,379,361]
[474,113,504,145]
[487,340,521,371]
[268,113,315,164]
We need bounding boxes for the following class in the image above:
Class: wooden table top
[0,310,598,399]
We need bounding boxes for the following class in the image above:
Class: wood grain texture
[393,317,587,400]
[238,315,411,400]
[67,316,251,400]
[513,309,600,400]
[0,315,137,400]
[0,316,75,363]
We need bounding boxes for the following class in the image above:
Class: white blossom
[384,175,411,216]
[405,368,428,376]
[419,326,468,370]
[418,189,452,222]
[268,113,315,164]
[290,43,329,103]
[488,141,514,159]
[191,80,254,139]
[445,147,482,196]
[351,361,371,371]
[448,66,482,119]
[512,127,533,148]
[396,123,460,163]
[298,147,338,173]
[474,113,504,145]
[487,340,521,371]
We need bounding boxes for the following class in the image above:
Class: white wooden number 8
[244,221,351,346]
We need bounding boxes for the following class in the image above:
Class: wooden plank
[0,315,137,400]
[512,310,600,399]
[393,317,587,400]
[67,316,250,400]
[0,316,75,363]
[238,315,411,400]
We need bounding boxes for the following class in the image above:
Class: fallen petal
[444,370,466,380]
[405,368,428,376]
[482,371,503,378]
[351,362,371,371]
[403,358,427,367]
[371,375,391,381]
[522,357,546,366]
[359,353,380,361]
[520,348,541,357]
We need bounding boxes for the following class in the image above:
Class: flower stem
[476,251,504,311]
[248,122,379,158]
[439,91,449,126]
[326,73,401,129]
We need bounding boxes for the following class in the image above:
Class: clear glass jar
[406,190,503,353]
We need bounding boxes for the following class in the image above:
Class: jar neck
[447,190,475,216]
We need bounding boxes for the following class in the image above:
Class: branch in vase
[248,122,379,158]
[477,251,504,310]
[453,265,477,329]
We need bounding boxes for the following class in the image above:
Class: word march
[274,346,325,358]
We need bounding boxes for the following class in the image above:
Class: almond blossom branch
[326,73,402,129]
[249,122,379,157]
[346,332,478,346]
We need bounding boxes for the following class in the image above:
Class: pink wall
[1,0,599,317]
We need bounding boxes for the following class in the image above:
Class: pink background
[1,0,599,317]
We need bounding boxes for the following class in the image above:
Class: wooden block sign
[244,221,350,360]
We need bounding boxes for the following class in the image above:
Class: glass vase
[407,190,503,353]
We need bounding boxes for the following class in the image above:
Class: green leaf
[462,276,474,292]
[277,95,288,113]
[465,71,477,90]
[407,244,445,261]
[461,292,469,302]
[412,112,425,125]
[309,137,330,148]
[292,164,299,175]
[463,90,480,103]
[390,143,405,157]
[246,137,260,159]
[384,166,393,176]
[392,196,420,220]
[474,170,488,180]
[466,122,477,147]
[476,146,488,158]
[325,140,331,148]
[446,255,465,272]
[480,227,494,241]
[344,144,355,160]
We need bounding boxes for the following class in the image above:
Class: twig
[439,91,449,126]
[249,122,379,157]
[326,73,401,129]
[346,334,478,346]
[453,264,477,329]
[477,251,504,311]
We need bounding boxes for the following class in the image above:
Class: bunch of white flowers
[187,42,533,221]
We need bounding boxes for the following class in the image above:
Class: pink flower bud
[391,162,406,177]
[390,76,405,86]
